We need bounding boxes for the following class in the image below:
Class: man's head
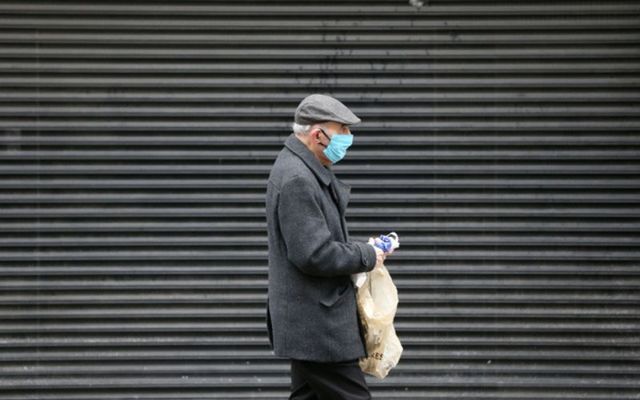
[292,94,360,166]
[293,121,352,166]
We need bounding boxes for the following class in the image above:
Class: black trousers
[289,358,372,400]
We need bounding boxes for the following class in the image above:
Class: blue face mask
[320,129,353,164]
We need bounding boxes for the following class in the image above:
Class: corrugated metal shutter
[1,1,639,398]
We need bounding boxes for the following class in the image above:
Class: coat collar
[284,133,352,215]
[331,175,352,217]
[284,133,332,186]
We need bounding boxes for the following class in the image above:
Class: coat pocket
[319,284,352,308]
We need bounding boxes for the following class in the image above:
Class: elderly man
[265,94,385,399]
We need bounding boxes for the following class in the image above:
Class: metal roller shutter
[1,1,639,398]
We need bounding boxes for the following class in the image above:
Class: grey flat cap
[294,94,361,126]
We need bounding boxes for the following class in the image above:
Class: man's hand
[368,237,386,266]
[373,246,385,266]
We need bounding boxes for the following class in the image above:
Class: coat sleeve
[277,175,377,277]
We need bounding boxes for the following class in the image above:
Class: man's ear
[313,127,326,147]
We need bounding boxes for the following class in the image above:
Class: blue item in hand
[374,235,394,253]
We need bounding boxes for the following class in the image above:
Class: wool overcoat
[265,133,377,362]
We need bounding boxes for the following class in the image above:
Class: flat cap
[294,94,361,126]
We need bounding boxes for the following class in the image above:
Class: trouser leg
[289,359,371,400]
[289,358,318,400]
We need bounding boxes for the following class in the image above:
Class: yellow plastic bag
[356,262,403,379]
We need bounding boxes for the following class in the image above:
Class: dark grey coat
[265,133,377,362]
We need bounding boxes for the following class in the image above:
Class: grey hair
[292,122,313,136]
